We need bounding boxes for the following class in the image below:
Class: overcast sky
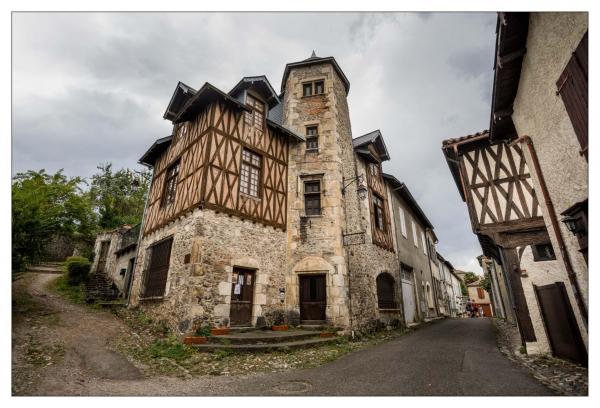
[12,12,497,273]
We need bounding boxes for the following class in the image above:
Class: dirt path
[12,272,275,395]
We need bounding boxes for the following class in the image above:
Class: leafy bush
[265,309,286,326]
[64,256,91,285]
[194,325,212,337]
[50,274,86,304]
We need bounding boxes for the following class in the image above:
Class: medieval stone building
[88,52,444,335]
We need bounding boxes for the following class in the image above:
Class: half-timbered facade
[90,52,437,335]
[442,12,587,365]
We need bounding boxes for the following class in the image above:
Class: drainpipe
[125,165,154,307]
[510,135,587,328]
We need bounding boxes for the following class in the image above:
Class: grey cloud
[12,12,497,272]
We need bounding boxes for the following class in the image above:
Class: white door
[402,280,416,323]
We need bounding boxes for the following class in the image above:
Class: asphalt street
[224,318,553,396]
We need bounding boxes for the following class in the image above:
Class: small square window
[306,125,319,151]
[304,181,321,216]
[532,243,556,262]
[303,83,313,97]
[314,80,324,95]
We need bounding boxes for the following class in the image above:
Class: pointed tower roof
[281,53,350,94]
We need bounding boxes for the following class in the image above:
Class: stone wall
[516,244,587,354]
[129,208,286,334]
[90,231,120,276]
[43,234,74,262]
[511,12,588,349]
[283,61,351,327]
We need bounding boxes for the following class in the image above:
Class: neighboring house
[437,254,457,317]
[90,224,139,296]
[467,280,493,317]
[442,12,587,365]
[384,174,438,323]
[89,52,421,335]
[478,254,515,324]
[449,269,465,317]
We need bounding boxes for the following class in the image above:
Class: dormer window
[302,80,325,97]
[162,159,180,207]
[370,162,380,178]
[245,94,265,130]
[373,194,386,231]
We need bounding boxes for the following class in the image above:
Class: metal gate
[534,282,587,366]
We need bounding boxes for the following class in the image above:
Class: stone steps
[209,330,321,345]
[85,273,121,302]
[194,336,340,352]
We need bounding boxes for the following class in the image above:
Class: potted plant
[183,325,211,345]
[320,327,339,338]
[210,323,230,336]
[270,309,288,331]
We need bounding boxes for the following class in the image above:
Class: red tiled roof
[442,130,489,147]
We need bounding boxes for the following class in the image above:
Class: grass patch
[146,337,193,362]
[48,274,86,304]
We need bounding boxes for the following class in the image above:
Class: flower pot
[271,325,289,331]
[211,327,230,336]
[183,336,208,345]
[320,332,335,338]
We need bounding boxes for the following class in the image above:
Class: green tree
[12,169,95,271]
[460,279,468,296]
[480,273,492,294]
[463,272,479,285]
[88,163,151,229]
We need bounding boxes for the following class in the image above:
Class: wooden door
[96,241,110,274]
[535,282,587,366]
[299,275,326,321]
[229,268,255,326]
[402,280,416,323]
[481,304,492,317]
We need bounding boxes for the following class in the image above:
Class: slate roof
[352,129,390,161]
[228,75,280,108]
[383,173,434,230]
[139,135,173,166]
[281,52,350,94]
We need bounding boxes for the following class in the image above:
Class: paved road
[224,318,553,396]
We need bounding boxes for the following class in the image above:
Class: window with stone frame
[302,80,325,97]
[306,125,319,151]
[314,80,324,95]
[161,159,180,207]
[240,148,261,198]
[244,93,265,130]
[302,82,313,97]
[373,194,386,231]
[304,180,321,216]
[532,243,557,262]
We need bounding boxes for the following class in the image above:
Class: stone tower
[281,53,360,327]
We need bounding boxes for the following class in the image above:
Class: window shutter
[399,207,407,238]
[556,32,588,160]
